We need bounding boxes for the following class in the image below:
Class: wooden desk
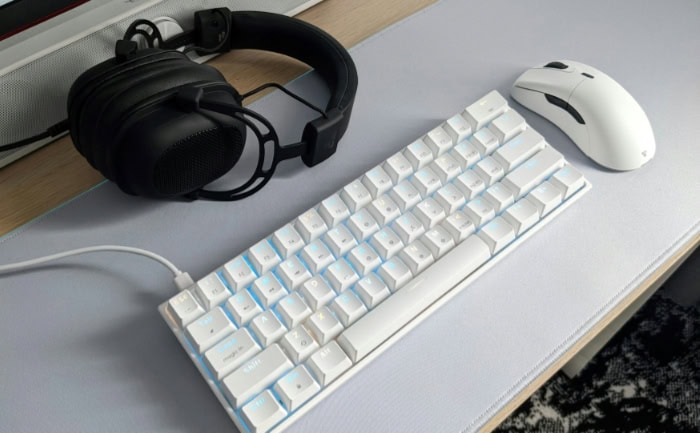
[1,1,697,432]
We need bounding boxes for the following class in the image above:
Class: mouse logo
[641,150,647,157]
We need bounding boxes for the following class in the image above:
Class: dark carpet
[493,290,700,433]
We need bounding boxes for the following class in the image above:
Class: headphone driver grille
[153,127,243,196]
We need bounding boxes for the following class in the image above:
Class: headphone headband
[198,9,358,166]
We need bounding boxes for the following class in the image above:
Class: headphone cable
[0,119,69,153]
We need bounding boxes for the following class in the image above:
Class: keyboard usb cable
[0,245,194,290]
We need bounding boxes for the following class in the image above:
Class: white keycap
[482,182,515,213]
[502,146,565,198]
[527,181,563,216]
[473,156,505,185]
[299,240,335,274]
[488,109,527,144]
[403,138,434,169]
[361,166,394,198]
[346,208,380,241]
[477,217,516,254]
[241,390,287,433]
[324,259,359,292]
[274,366,321,412]
[391,212,426,245]
[550,165,585,199]
[340,179,372,212]
[383,152,414,183]
[222,344,293,409]
[450,140,481,168]
[185,307,236,353]
[193,273,231,310]
[377,256,413,291]
[318,194,351,227]
[421,226,456,258]
[423,125,454,156]
[442,211,475,242]
[368,194,401,226]
[492,128,545,171]
[306,307,344,344]
[279,326,319,364]
[166,290,205,328]
[204,328,261,380]
[248,240,282,276]
[337,235,491,363]
[330,291,368,327]
[250,310,287,347]
[411,166,442,197]
[470,128,500,156]
[347,243,382,276]
[251,273,287,308]
[223,256,256,292]
[369,227,404,259]
[275,292,312,329]
[306,341,352,386]
[276,256,312,291]
[226,290,263,326]
[324,225,358,257]
[454,170,486,199]
[272,224,305,259]
[355,273,391,308]
[502,199,540,235]
[434,183,466,214]
[463,197,496,227]
[462,90,508,130]
[443,113,473,143]
[399,240,435,274]
[389,180,422,212]
[414,198,446,228]
[431,154,461,183]
[295,208,328,243]
[299,276,335,310]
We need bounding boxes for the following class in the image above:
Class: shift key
[222,344,293,409]
[502,146,564,198]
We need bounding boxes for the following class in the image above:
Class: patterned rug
[494,292,700,433]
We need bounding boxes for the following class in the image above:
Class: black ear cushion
[73,52,228,179]
[68,49,185,155]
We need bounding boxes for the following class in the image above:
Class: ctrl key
[240,390,287,433]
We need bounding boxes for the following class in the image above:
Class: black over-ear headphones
[66,9,358,200]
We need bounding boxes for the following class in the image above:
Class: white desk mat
[2,1,699,432]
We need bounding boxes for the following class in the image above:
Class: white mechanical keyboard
[159,90,590,433]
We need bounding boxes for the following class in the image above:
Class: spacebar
[337,235,491,362]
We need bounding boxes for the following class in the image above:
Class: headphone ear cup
[68,49,248,198]
[72,51,227,179]
[114,93,247,198]
[67,49,184,158]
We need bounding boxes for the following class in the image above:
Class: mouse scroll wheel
[545,94,585,125]
[544,61,569,69]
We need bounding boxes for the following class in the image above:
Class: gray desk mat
[2,1,699,432]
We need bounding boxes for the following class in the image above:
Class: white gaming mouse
[511,60,655,171]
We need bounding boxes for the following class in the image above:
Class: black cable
[241,83,328,118]
[0,119,69,153]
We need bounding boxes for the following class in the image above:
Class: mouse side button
[544,94,585,125]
